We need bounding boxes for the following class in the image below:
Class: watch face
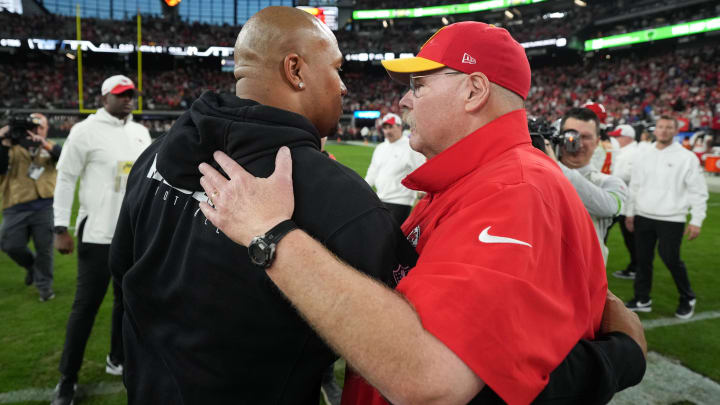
[248,237,273,267]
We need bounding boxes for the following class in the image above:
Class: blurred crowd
[526,45,720,127]
[344,45,720,132]
[1,0,716,48]
[2,44,718,136]
[2,0,719,136]
[0,58,234,111]
[0,12,238,47]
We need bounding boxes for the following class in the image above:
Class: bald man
[0,114,60,301]
[109,7,417,404]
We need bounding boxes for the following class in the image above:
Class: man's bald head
[232,6,347,138]
[234,7,335,82]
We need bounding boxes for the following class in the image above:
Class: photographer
[548,108,628,264]
[0,113,61,301]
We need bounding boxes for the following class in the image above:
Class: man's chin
[562,157,583,169]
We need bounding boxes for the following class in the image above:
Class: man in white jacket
[556,108,627,264]
[625,115,708,320]
[365,113,425,224]
[51,75,151,405]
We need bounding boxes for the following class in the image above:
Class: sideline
[0,381,124,404]
[610,351,720,404]
[642,310,720,330]
[2,313,720,404]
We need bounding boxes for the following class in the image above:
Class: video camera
[528,117,581,157]
[2,112,42,148]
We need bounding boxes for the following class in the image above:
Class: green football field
[0,142,718,404]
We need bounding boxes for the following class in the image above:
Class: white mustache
[402,110,415,130]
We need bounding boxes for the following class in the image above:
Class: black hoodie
[110,92,418,404]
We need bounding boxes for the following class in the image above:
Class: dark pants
[0,205,54,292]
[58,218,124,380]
[383,202,412,226]
[618,215,637,271]
[633,215,695,303]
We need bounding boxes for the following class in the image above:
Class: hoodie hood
[156,91,321,190]
[89,107,134,127]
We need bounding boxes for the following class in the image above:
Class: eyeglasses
[409,71,466,98]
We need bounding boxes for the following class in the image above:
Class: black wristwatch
[248,220,297,268]
[54,226,68,235]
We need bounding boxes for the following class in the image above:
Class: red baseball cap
[101,75,136,96]
[381,22,531,100]
[607,124,635,138]
[381,113,402,126]
[583,103,607,122]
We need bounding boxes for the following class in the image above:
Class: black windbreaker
[110,91,418,404]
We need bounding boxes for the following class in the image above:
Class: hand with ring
[198,147,295,246]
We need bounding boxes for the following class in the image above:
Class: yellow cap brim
[381,57,446,85]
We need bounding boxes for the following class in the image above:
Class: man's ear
[465,73,490,113]
[283,53,307,91]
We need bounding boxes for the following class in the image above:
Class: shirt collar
[402,109,530,193]
[97,107,132,126]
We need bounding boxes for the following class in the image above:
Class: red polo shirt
[342,109,607,405]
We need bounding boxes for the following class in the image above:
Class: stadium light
[441,17,449,25]
[352,0,547,20]
[574,0,587,6]
[585,16,720,51]
[504,10,514,19]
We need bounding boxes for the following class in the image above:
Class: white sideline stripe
[642,310,720,330]
[2,314,720,403]
[610,351,720,404]
[0,381,124,404]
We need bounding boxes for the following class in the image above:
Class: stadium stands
[1,0,719,135]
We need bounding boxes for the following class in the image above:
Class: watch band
[54,226,68,234]
[263,219,297,245]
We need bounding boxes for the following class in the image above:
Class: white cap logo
[462,53,476,64]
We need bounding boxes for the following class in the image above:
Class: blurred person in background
[365,113,425,225]
[639,125,655,147]
[0,114,60,301]
[51,75,151,405]
[610,124,641,279]
[625,115,708,319]
[360,126,370,144]
[554,108,627,263]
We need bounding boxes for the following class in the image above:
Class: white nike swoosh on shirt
[478,226,532,247]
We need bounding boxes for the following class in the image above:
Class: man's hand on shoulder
[198,147,294,246]
[601,290,647,358]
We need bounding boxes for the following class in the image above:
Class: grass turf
[1,142,718,404]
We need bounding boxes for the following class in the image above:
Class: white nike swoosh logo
[478,226,532,247]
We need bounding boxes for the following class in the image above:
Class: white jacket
[365,136,426,206]
[559,162,627,264]
[54,108,151,243]
[627,142,708,227]
[613,142,638,216]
